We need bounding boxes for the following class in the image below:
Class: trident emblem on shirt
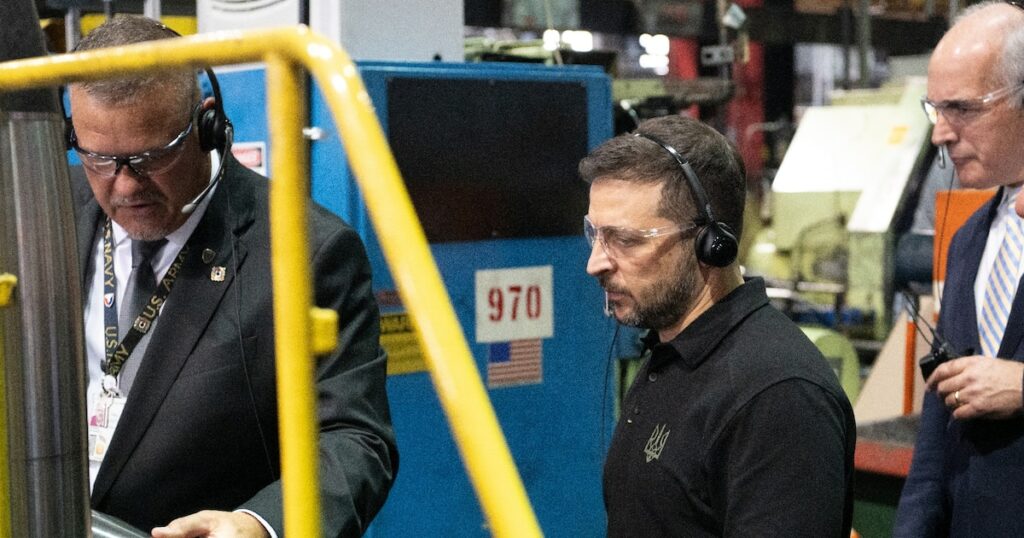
[644,423,670,463]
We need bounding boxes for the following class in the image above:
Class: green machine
[747,78,933,343]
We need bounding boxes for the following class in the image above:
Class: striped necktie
[979,216,1024,357]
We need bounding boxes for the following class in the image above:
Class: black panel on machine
[387,76,590,243]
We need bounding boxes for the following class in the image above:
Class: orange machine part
[933,189,997,283]
[903,320,916,415]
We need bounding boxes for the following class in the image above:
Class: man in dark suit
[895,2,1024,536]
[67,15,396,537]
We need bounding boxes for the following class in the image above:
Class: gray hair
[71,15,198,116]
[954,1,1024,109]
[1000,19,1024,108]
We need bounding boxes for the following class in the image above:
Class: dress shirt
[974,184,1024,328]
[84,181,216,490]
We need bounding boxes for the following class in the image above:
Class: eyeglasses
[921,83,1024,126]
[584,215,696,259]
[70,104,201,178]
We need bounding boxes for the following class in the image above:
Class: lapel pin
[211,266,226,282]
[202,249,216,264]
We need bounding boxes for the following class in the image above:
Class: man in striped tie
[896,2,1024,536]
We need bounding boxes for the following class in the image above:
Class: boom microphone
[181,124,233,215]
[938,144,948,170]
[181,170,220,215]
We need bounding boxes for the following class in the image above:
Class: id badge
[87,393,126,463]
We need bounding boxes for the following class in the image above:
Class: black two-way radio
[900,291,968,379]
[919,336,963,380]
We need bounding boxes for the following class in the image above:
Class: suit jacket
[895,187,1024,537]
[72,157,398,536]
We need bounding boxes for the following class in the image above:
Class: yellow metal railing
[0,28,542,537]
[0,274,16,538]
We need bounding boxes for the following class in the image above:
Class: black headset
[196,67,231,154]
[634,132,739,267]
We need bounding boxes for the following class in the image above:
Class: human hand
[928,355,1024,420]
[150,510,269,538]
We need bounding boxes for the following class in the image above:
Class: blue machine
[216,61,618,536]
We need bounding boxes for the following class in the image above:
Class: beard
[118,216,174,242]
[109,192,174,241]
[604,256,702,331]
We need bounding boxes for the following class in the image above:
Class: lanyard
[101,219,187,393]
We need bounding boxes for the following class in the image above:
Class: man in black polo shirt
[581,115,855,537]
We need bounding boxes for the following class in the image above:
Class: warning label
[381,312,426,375]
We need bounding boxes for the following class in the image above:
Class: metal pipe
[65,8,82,53]
[857,0,872,88]
[840,1,853,90]
[0,2,90,536]
[143,0,161,21]
[717,0,730,81]
[266,53,321,538]
[0,26,543,537]
[92,510,149,537]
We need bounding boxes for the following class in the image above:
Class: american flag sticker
[487,339,543,388]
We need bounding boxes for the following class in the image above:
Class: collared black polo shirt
[603,278,855,537]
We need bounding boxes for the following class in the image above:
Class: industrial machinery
[745,77,933,342]
[1,2,90,535]
[215,61,616,536]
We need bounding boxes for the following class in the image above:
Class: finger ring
[954,390,962,406]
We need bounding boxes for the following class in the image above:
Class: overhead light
[561,30,593,52]
[640,33,670,56]
[543,28,560,51]
[639,54,669,69]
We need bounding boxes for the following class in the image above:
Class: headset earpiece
[696,221,738,267]
[197,67,231,154]
[635,131,740,268]
[198,104,227,153]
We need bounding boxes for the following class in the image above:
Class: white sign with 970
[474,266,553,343]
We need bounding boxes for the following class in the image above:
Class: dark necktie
[119,239,166,340]
[116,238,166,394]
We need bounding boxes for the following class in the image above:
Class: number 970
[488,285,541,322]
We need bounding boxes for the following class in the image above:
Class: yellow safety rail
[0,28,541,537]
[0,274,16,538]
